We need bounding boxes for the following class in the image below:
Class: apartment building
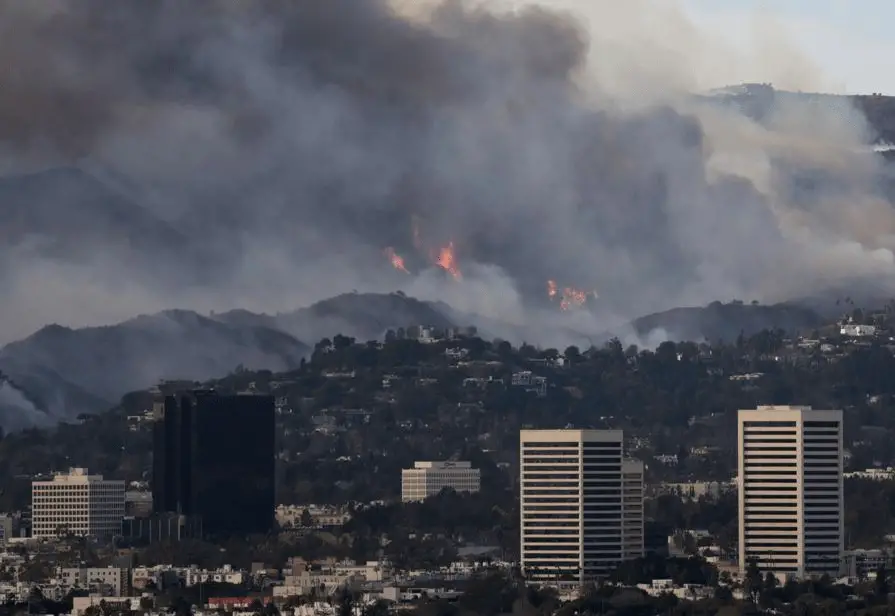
[519,429,643,583]
[738,406,844,579]
[32,468,125,541]
[401,461,481,502]
[56,567,125,596]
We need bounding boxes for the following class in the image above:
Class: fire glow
[547,280,594,311]
[384,247,409,273]
[434,241,462,280]
[383,216,464,281]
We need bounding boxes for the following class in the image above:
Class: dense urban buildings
[151,390,276,538]
[738,405,844,579]
[31,468,125,540]
[400,461,481,502]
[519,429,644,583]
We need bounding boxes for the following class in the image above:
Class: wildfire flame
[547,280,558,299]
[547,279,594,311]
[384,247,409,273]
[435,242,462,280]
[383,216,464,281]
[560,288,587,311]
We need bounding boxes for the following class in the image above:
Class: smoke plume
[1,0,894,344]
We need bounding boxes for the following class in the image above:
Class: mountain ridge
[631,300,826,343]
[0,311,310,429]
[0,292,838,431]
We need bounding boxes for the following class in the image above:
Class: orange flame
[384,247,409,273]
[407,216,462,280]
[560,288,587,311]
[435,242,462,280]
[547,280,593,311]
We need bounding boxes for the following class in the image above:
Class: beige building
[275,504,352,528]
[520,429,644,583]
[738,406,843,579]
[32,468,126,541]
[401,461,481,502]
[621,459,645,560]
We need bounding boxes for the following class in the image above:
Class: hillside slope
[0,292,460,430]
[0,311,309,427]
[632,301,825,342]
[215,292,458,343]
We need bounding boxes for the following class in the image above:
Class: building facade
[621,459,645,560]
[738,405,844,579]
[57,566,125,596]
[152,390,275,538]
[31,468,125,541]
[400,461,481,502]
[122,512,203,544]
[519,429,644,583]
[0,514,11,547]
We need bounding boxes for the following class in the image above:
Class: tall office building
[519,429,643,583]
[738,405,844,579]
[32,468,125,541]
[152,390,276,538]
[401,461,481,502]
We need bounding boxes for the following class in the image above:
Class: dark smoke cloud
[1,0,895,345]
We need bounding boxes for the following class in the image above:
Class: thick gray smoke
[1,0,895,344]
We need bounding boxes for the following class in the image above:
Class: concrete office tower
[520,429,643,583]
[401,461,481,502]
[32,468,125,540]
[738,406,844,579]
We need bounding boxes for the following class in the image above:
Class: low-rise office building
[31,468,125,541]
[401,461,481,502]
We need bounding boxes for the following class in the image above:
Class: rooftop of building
[740,405,843,417]
[520,428,624,442]
[33,467,123,484]
[410,461,473,469]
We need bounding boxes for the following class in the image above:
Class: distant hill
[702,85,895,144]
[0,311,309,427]
[0,292,460,430]
[854,95,895,145]
[215,292,458,343]
[631,301,825,342]
[0,291,851,431]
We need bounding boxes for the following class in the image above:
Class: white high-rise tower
[519,429,643,583]
[738,405,844,579]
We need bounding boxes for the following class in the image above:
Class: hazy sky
[679,0,894,94]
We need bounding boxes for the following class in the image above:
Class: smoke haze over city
[2,0,895,346]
